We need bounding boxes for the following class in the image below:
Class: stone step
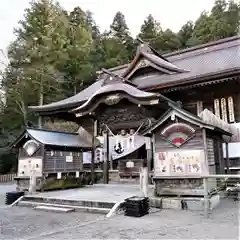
[22,196,115,209]
[34,205,75,213]
[18,200,111,214]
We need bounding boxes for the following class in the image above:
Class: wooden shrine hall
[28,36,240,197]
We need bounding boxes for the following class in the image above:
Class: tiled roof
[29,36,240,113]
[106,36,240,89]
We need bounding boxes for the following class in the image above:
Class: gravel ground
[0,199,239,240]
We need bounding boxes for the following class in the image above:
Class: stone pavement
[30,183,146,203]
[0,199,239,240]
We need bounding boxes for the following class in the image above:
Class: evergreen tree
[192,11,212,44]
[85,10,101,40]
[64,7,94,95]
[178,21,196,48]
[224,0,240,36]
[138,14,181,53]
[210,0,231,40]
[191,0,240,44]
[110,11,130,42]
[161,29,182,53]
[138,14,162,50]
[110,11,135,60]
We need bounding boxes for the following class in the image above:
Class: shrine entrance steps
[16,184,142,214]
[18,196,113,214]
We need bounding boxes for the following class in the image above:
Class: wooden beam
[103,130,109,184]
[202,128,209,174]
[90,119,97,184]
[225,142,230,174]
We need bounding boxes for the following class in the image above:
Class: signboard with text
[154,150,206,177]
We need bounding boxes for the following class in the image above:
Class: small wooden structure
[12,128,93,191]
[143,103,231,196]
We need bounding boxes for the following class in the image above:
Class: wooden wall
[153,118,225,177]
[43,149,83,173]
[165,79,240,123]
[18,145,84,174]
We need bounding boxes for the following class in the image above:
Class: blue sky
[0,0,215,58]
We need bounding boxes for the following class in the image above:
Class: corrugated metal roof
[26,128,92,148]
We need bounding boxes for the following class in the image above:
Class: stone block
[161,198,182,209]
[184,195,220,211]
[150,197,162,208]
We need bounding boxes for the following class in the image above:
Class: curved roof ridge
[28,79,104,112]
[70,82,159,113]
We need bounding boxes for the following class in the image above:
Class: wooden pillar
[152,133,156,173]
[91,119,97,185]
[217,139,224,174]
[202,128,209,174]
[103,129,109,184]
[145,136,152,182]
[225,142,230,174]
[109,152,113,170]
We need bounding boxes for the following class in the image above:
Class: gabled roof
[12,128,94,149]
[29,79,163,115]
[121,42,188,80]
[142,103,232,136]
[29,36,240,115]
[70,82,160,116]
[99,36,240,90]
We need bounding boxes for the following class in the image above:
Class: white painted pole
[10,196,24,207]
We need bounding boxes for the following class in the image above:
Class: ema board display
[154,150,206,177]
[18,158,43,177]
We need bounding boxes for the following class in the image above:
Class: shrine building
[28,36,240,197]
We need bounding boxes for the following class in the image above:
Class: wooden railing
[0,173,17,183]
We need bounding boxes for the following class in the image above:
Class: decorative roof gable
[121,38,188,80]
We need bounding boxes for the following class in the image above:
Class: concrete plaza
[29,183,147,203]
